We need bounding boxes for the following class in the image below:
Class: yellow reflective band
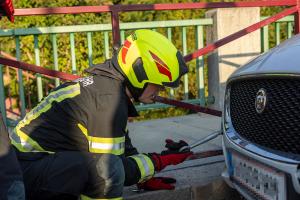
[10,128,52,153]
[19,84,80,127]
[80,195,123,200]
[129,154,155,183]
[78,123,88,136]
[78,123,125,155]
[10,84,81,153]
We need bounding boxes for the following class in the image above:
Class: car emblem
[255,88,267,114]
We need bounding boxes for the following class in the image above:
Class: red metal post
[111,10,121,49]
[295,0,300,34]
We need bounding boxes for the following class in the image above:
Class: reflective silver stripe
[90,142,125,150]
[139,155,151,178]
[129,154,155,182]
[21,84,80,125]
[88,140,125,155]
[10,128,50,153]
[77,123,125,155]
[10,130,32,152]
[11,84,80,153]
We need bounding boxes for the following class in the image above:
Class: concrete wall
[205,8,261,111]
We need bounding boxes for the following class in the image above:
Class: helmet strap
[125,79,146,102]
[112,53,146,102]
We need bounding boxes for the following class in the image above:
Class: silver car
[222,34,300,200]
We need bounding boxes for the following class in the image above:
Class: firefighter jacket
[10,60,155,185]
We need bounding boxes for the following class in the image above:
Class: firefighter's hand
[161,139,190,154]
[137,177,176,190]
[150,152,192,171]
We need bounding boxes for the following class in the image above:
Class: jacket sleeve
[121,129,155,185]
[121,153,155,186]
[121,97,156,185]
[125,96,139,157]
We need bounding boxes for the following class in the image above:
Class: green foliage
[137,107,189,121]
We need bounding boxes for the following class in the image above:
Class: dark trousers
[16,151,125,200]
[0,113,25,200]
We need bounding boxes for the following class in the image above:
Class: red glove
[0,0,14,22]
[149,139,192,171]
[137,177,176,191]
[150,151,192,171]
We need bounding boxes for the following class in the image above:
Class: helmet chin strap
[111,54,147,102]
[125,80,147,102]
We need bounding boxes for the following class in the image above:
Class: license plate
[229,151,286,200]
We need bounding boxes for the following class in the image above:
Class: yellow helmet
[116,29,188,90]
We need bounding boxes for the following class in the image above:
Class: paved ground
[123,113,244,200]
[123,156,230,200]
[127,113,222,154]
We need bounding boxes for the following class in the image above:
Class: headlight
[223,85,231,131]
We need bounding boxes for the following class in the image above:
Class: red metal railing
[0,0,299,117]
[0,57,223,116]
[185,6,299,62]
[13,0,299,47]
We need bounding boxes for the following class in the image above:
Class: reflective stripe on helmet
[10,83,81,153]
[162,51,188,88]
[149,51,172,81]
[122,39,132,64]
[78,123,125,155]
[129,154,155,183]
[80,195,123,200]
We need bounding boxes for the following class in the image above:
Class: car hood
[230,33,300,79]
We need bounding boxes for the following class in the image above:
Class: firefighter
[0,112,25,200]
[0,1,25,199]
[10,29,192,200]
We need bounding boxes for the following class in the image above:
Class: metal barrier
[0,19,212,120]
[0,16,294,121]
[0,1,299,126]
[261,15,295,52]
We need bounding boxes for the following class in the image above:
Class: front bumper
[222,130,300,200]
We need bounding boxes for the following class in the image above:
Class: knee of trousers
[95,154,125,197]
[0,181,25,200]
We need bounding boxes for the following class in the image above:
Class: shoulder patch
[75,76,94,87]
